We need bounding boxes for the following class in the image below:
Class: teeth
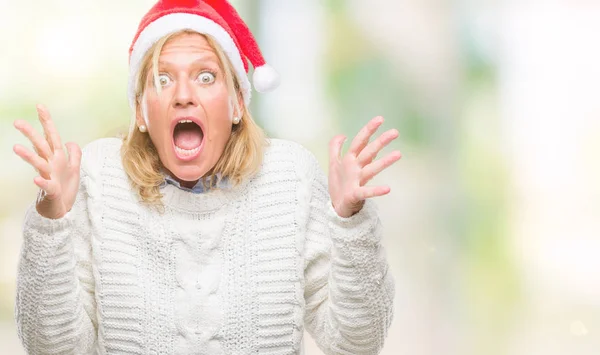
[178,119,193,124]
[175,146,200,157]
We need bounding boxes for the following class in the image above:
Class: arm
[303,159,395,355]
[15,150,98,354]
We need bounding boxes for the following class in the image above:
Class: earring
[232,116,241,125]
[139,125,147,133]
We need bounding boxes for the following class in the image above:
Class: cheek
[206,115,233,147]
[142,95,172,149]
[204,116,233,162]
[202,89,234,143]
[143,94,166,128]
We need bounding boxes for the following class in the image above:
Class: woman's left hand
[328,116,402,218]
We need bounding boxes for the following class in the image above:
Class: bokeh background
[2,0,600,354]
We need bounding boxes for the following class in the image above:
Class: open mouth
[172,118,204,160]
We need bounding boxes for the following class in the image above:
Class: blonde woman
[12,0,401,354]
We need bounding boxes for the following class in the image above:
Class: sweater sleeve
[15,145,99,354]
[302,156,395,355]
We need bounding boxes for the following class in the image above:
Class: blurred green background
[2,1,600,354]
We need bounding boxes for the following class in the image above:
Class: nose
[172,78,197,108]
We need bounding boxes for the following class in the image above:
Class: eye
[198,71,216,84]
[158,74,171,87]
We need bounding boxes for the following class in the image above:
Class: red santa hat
[127,0,280,109]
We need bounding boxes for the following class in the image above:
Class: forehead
[159,32,218,61]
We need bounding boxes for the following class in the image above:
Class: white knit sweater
[15,137,395,355]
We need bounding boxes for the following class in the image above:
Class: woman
[13,0,400,354]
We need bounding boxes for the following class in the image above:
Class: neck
[178,178,200,189]
[162,167,201,188]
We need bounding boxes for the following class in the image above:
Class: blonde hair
[121,30,266,207]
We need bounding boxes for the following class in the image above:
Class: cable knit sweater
[15,137,395,355]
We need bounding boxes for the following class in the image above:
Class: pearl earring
[232,116,241,124]
[139,125,147,133]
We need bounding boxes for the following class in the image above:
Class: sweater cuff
[326,199,381,246]
[24,203,74,238]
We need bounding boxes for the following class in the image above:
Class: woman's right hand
[13,105,82,219]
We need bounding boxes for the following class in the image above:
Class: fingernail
[372,117,384,127]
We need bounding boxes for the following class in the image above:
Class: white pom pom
[253,64,280,93]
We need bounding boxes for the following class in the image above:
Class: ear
[236,91,245,118]
[135,97,146,128]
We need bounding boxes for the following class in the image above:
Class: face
[137,33,239,187]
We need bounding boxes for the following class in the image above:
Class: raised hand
[328,116,402,218]
[13,105,82,219]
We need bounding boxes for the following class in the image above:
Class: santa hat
[127,0,280,109]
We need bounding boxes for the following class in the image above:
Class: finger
[36,104,62,152]
[357,128,399,167]
[348,116,384,156]
[354,185,391,200]
[33,176,49,191]
[360,150,402,185]
[33,176,60,200]
[13,144,52,179]
[65,142,82,171]
[329,134,346,164]
[13,120,53,160]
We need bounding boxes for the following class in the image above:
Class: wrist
[36,199,66,220]
[334,200,365,218]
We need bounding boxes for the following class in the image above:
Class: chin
[167,162,206,183]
